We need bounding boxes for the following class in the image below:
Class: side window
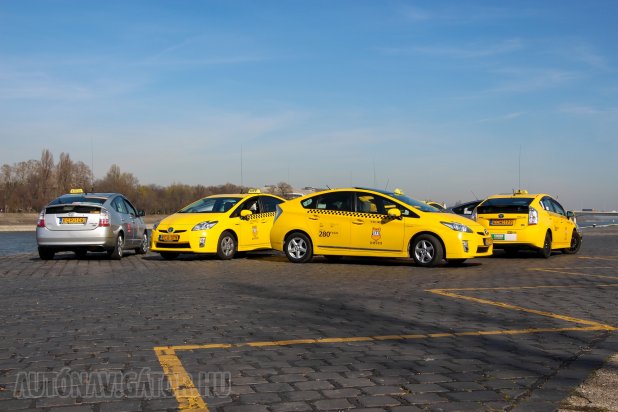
[540,197,552,212]
[123,199,138,216]
[550,198,566,216]
[112,198,128,214]
[239,198,260,214]
[314,192,353,212]
[261,196,284,213]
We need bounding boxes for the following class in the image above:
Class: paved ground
[1,227,617,412]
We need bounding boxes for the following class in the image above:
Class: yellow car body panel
[151,193,285,257]
[270,188,493,266]
[474,191,580,252]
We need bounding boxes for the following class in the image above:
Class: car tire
[160,252,179,260]
[538,231,552,258]
[135,232,149,255]
[447,258,466,266]
[284,232,313,263]
[411,234,443,267]
[107,233,124,260]
[563,230,581,254]
[217,231,237,260]
[38,247,55,260]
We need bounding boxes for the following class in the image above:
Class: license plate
[492,234,505,240]
[159,234,180,242]
[60,217,87,224]
[490,219,514,226]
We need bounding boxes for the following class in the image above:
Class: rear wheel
[38,247,55,260]
[217,231,237,260]
[135,232,149,255]
[563,230,581,254]
[284,232,313,263]
[107,233,124,260]
[160,252,179,260]
[538,231,552,258]
[411,234,444,267]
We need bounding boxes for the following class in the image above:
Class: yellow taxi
[472,190,582,258]
[151,190,285,259]
[270,187,493,267]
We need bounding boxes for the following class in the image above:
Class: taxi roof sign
[393,188,404,196]
[247,189,261,194]
[514,189,528,195]
[69,188,84,194]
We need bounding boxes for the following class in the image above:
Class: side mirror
[387,208,402,219]
[138,210,145,217]
[566,211,575,219]
[240,210,252,219]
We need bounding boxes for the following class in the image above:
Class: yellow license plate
[490,219,514,226]
[159,234,180,242]
[60,217,87,224]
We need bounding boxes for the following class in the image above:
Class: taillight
[99,209,110,227]
[528,206,538,225]
[36,211,45,228]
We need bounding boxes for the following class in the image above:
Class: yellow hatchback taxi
[472,190,582,258]
[151,190,285,260]
[270,187,493,267]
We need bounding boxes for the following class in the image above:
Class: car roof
[205,193,284,200]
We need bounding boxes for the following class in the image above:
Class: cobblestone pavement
[1,227,617,412]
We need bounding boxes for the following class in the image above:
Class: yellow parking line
[578,256,618,261]
[153,347,208,411]
[529,268,618,279]
[429,288,615,330]
[155,282,617,410]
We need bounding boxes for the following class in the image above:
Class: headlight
[441,221,473,233]
[192,221,218,231]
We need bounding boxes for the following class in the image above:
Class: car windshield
[477,197,533,214]
[48,195,107,206]
[370,189,439,212]
[178,197,240,213]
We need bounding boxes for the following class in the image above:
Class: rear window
[46,205,102,214]
[477,197,533,214]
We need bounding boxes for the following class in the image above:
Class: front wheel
[411,234,444,267]
[38,247,55,260]
[284,232,313,263]
[135,232,149,255]
[217,231,237,260]
[107,233,124,260]
[538,231,552,258]
[563,230,581,254]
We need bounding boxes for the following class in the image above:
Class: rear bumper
[36,227,117,250]
[488,228,544,249]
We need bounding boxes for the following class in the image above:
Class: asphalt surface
[1,227,617,412]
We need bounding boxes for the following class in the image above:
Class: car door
[111,197,136,246]
[350,192,405,254]
[123,198,145,247]
[259,195,285,246]
[548,198,569,247]
[305,191,353,251]
[233,197,266,248]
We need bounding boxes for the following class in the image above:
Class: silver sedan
[36,191,148,260]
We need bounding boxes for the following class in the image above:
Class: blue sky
[1,1,617,209]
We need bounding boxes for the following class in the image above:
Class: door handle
[352,219,364,225]
[308,215,319,220]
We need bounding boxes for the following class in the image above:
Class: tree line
[1,149,294,214]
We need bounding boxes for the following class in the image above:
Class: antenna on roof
[240,144,244,189]
[518,145,522,189]
[384,178,389,190]
[470,190,479,200]
[90,137,94,193]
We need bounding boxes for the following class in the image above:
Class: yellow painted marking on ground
[578,256,618,261]
[429,288,616,330]
[157,275,618,410]
[153,347,208,412]
[530,268,618,279]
